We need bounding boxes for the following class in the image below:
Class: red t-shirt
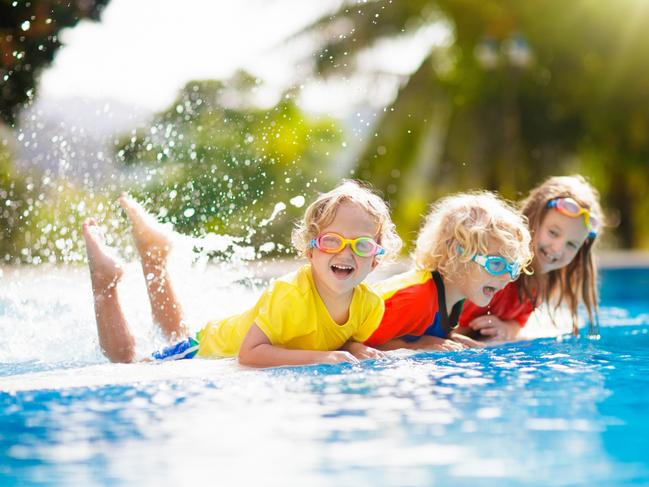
[459,280,535,328]
[365,269,463,346]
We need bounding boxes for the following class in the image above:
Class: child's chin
[329,277,357,293]
[472,293,492,307]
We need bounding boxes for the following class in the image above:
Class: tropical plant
[300,0,649,248]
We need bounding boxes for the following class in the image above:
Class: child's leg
[118,194,188,340]
[83,219,136,363]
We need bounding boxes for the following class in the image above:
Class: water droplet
[289,195,305,208]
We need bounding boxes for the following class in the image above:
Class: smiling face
[455,240,517,307]
[308,201,380,298]
[535,210,591,274]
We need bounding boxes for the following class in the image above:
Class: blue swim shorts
[151,335,199,361]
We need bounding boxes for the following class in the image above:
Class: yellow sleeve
[254,282,314,345]
[351,290,385,343]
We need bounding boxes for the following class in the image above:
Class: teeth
[541,248,556,262]
[331,264,354,271]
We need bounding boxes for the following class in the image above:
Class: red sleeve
[511,303,534,326]
[458,300,489,328]
[364,282,437,347]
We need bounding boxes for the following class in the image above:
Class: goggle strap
[472,254,487,266]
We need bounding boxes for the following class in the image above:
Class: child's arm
[467,315,522,342]
[339,341,385,360]
[449,332,484,348]
[376,336,465,352]
[238,324,360,368]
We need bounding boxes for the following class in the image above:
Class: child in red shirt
[365,192,533,351]
[459,175,603,342]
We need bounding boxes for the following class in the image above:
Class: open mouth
[482,285,498,299]
[539,247,557,264]
[330,263,355,279]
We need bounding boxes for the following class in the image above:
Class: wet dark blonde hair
[519,175,604,337]
[292,180,402,261]
[414,191,533,282]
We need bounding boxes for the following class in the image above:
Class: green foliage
[0,133,114,264]
[115,73,343,255]
[0,136,28,260]
[0,0,110,125]
[305,0,649,248]
[8,180,116,265]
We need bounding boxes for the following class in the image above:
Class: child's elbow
[237,347,255,367]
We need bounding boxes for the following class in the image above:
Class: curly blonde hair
[414,191,533,281]
[292,180,402,260]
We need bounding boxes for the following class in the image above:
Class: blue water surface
[1,267,648,486]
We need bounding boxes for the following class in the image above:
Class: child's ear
[370,257,379,270]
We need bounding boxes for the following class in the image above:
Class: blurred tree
[301,0,649,248]
[0,134,28,259]
[1,129,115,264]
[115,72,343,256]
[0,0,110,125]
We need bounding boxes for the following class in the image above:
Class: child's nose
[341,244,355,257]
[549,241,564,258]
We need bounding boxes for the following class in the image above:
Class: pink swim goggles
[547,197,601,238]
[309,232,385,257]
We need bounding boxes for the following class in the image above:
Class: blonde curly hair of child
[519,174,604,337]
[413,191,534,282]
[291,180,403,260]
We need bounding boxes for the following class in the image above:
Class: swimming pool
[1,266,648,486]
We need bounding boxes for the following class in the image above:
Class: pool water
[1,266,648,486]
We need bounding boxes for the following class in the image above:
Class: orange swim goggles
[309,232,385,257]
[546,197,601,238]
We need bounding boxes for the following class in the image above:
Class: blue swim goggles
[458,246,521,279]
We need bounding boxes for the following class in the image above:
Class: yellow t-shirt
[196,264,384,358]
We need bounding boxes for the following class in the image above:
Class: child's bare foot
[82,218,124,293]
[118,193,173,263]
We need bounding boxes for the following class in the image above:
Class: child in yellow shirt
[82,180,402,367]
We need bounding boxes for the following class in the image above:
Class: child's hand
[321,350,361,365]
[414,335,465,351]
[468,316,521,342]
[449,332,483,348]
[340,341,386,360]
